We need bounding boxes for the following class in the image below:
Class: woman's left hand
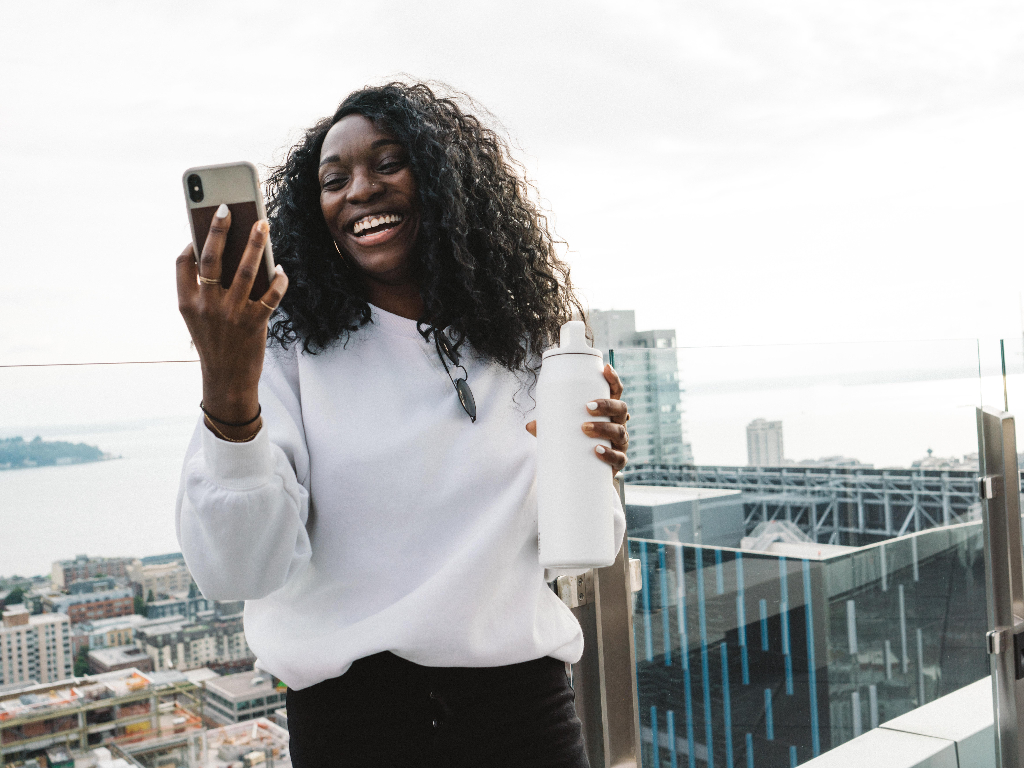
[583,364,629,474]
[525,363,630,475]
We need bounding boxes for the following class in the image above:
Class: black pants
[285,652,590,768]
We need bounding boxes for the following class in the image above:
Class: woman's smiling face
[318,115,421,287]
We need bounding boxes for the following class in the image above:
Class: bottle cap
[542,320,603,359]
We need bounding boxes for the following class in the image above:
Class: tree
[2,586,24,606]
[134,595,146,615]
[147,590,155,603]
[74,646,90,677]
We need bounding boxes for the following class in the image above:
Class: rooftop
[88,645,151,667]
[202,718,290,768]
[206,670,277,702]
[623,484,742,505]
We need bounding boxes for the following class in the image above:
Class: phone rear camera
[187,174,204,203]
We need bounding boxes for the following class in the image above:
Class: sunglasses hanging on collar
[434,329,477,423]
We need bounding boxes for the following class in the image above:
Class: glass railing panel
[629,524,987,768]
[618,339,988,767]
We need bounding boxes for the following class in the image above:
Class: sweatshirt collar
[369,303,428,341]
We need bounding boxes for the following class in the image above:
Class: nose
[347,170,379,204]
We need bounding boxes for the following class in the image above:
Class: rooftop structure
[624,485,745,547]
[624,463,983,544]
[88,647,154,675]
[144,596,213,622]
[67,577,118,596]
[203,671,285,726]
[201,718,291,767]
[138,553,185,567]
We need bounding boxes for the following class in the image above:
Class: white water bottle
[536,320,616,569]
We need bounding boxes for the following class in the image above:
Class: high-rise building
[587,309,694,465]
[1,605,72,686]
[747,418,784,466]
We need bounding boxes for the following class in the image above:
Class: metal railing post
[977,406,1024,767]
[561,477,642,767]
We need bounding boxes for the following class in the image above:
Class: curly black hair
[264,81,584,374]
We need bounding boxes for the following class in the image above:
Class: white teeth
[352,213,403,234]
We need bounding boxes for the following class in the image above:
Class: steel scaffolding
[622,464,987,543]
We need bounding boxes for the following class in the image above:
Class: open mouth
[352,212,404,237]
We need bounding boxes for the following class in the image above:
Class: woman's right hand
[175,204,289,439]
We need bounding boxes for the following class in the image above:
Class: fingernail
[596,445,606,455]
[215,204,229,219]
[275,264,285,276]
[257,220,269,234]
[582,423,594,432]
[587,402,598,411]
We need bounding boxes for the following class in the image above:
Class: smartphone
[182,161,274,301]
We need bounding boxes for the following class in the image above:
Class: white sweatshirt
[176,305,625,690]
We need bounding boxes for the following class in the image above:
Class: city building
[138,552,187,567]
[135,615,253,673]
[203,670,286,725]
[127,558,195,601]
[1,605,72,687]
[623,485,745,546]
[202,717,292,766]
[910,448,980,472]
[145,595,214,621]
[747,417,784,466]
[0,667,201,764]
[588,309,694,465]
[51,555,133,590]
[87,645,154,675]
[43,588,134,625]
[67,576,117,595]
[71,614,151,656]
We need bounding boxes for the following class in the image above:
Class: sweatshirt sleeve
[175,345,312,601]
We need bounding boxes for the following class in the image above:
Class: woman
[174,82,630,767]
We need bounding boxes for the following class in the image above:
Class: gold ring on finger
[198,276,220,285]
[259,299,276,311]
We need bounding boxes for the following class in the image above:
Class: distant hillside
[0,436,109,470]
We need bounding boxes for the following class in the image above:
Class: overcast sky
[1,0,1023,367]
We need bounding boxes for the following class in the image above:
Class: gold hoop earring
[333,239,349,269]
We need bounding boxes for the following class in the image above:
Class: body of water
[0,417,197,578]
